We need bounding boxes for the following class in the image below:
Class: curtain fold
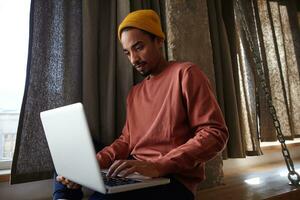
[208,0,300,157]
[82,0,131,147]
[235,0,300,143]
[82,0,166,148]
[207,0,252,158]
[233,0,263,155]
[11,0,82,184]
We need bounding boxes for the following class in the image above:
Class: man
[54,9,228,200]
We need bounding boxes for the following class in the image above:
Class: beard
[133,61,151,77]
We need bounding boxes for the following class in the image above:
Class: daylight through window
[0,1,30,168]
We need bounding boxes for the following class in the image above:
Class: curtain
[234,0,300,144]
[82,0,166,148]
[255,0,300,140]
[12,0,299,185]
[11,0,82,184]
[206,0,300,158]
[207,0,252,158]
[82,0,132,148]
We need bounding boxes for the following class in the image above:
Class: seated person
[54,9,229,200]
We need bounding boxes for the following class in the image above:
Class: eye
[135,44,144,51]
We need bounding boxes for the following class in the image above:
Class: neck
[150,57,169,77]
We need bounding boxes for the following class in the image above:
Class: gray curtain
[82,0,132,147]
[82,0,166,147]
[11,0,82,184]
[207,0,253,158]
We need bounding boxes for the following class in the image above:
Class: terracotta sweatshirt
[96,61,229,195]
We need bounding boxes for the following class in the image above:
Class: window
[0,1,30,169]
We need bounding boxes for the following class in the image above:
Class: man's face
[120,28,163,77]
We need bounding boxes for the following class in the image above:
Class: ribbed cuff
[96,152,112,169]
[151,158,179,177]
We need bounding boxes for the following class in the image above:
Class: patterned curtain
[11,0,82,183]
[235,0,300,145]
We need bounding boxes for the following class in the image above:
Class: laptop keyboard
[101,172,141,187]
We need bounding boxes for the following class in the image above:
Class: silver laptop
[40,102,170,194]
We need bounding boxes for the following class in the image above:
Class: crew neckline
[146,61,176,81]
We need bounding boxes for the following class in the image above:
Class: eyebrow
[123,41,143,52]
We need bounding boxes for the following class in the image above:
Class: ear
[155,37,164,48]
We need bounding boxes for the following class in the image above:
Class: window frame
[0,112,19,170]
[0,0,30,171]
[0,160,12,170]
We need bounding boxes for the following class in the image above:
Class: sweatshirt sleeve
[153,65,229,176]
[96,119,131,169]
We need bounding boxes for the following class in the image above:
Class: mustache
[133,61,147,68]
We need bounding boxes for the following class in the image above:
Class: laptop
[40,102,170,194]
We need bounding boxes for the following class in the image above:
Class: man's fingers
[67,181,74,188]
[56,175,81,190]
[120,167,136,178]
[57,176,69,185]
[56,176,64,182]
[107,160,123,177]
[107,160,158,178]
[111,161,132,177]
[67,182,79,189]
[61,178,68,185]
[72,184,81,189]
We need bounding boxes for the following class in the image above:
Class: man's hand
[56,176,81,190]
[107,160,160,178]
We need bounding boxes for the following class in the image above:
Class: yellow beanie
[118,9,165,41]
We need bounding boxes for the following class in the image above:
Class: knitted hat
[118,9,165,41]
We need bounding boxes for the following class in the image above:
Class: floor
[196,160,300,200]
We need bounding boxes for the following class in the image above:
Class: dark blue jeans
[53,174,194,200]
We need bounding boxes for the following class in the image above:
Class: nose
[130,52,139,66]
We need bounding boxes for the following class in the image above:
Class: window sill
[261,139,300,151]
[0,169,10,182]
[197,160,300,200]
[260,138,300,147]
